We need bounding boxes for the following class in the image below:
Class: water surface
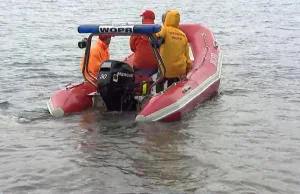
[1,0,300,193]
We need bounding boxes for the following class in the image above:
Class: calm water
[1,0,300,193]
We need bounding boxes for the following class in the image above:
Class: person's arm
[152,27,167,48]
[154,27,167,39]
[130,36,137,52]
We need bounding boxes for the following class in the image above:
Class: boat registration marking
[210,53,218,66]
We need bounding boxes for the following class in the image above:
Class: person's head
[99,34,112,46]
[163,10,180,28]
[140,10,155,24]
[162,12,166,24]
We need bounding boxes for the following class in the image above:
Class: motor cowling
[97,60,137,111]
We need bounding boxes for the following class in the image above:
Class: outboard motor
[97,60,137,111]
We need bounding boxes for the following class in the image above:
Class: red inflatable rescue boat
[47,23,223,122]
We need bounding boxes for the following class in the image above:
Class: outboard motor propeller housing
[97,60,137,111]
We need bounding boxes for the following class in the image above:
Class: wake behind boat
[47,23,223,122]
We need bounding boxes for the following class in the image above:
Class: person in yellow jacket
[154,10,192,92]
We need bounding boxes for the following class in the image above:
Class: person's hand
[152,37,165,48]
[180,74,186,80]
[186,66,191,74]
[186,60,192,73]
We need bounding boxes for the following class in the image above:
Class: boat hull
[135,24,224,122]
[47,23,223,121]
[47,72,152,117]
[47,82,96,117]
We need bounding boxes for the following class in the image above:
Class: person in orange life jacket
[154,10,192,92]
[129,10,158,76]
[80,34,112,83]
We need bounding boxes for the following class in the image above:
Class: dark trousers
[156,77,180,93]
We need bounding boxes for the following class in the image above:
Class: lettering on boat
[99,26,133,33]
[117,72,134,77]
[98,73,108,79]
[210,53,218,66]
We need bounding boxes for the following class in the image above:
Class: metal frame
[146,36,166,95]
[81,33,98,89]
[80,33,166,94]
